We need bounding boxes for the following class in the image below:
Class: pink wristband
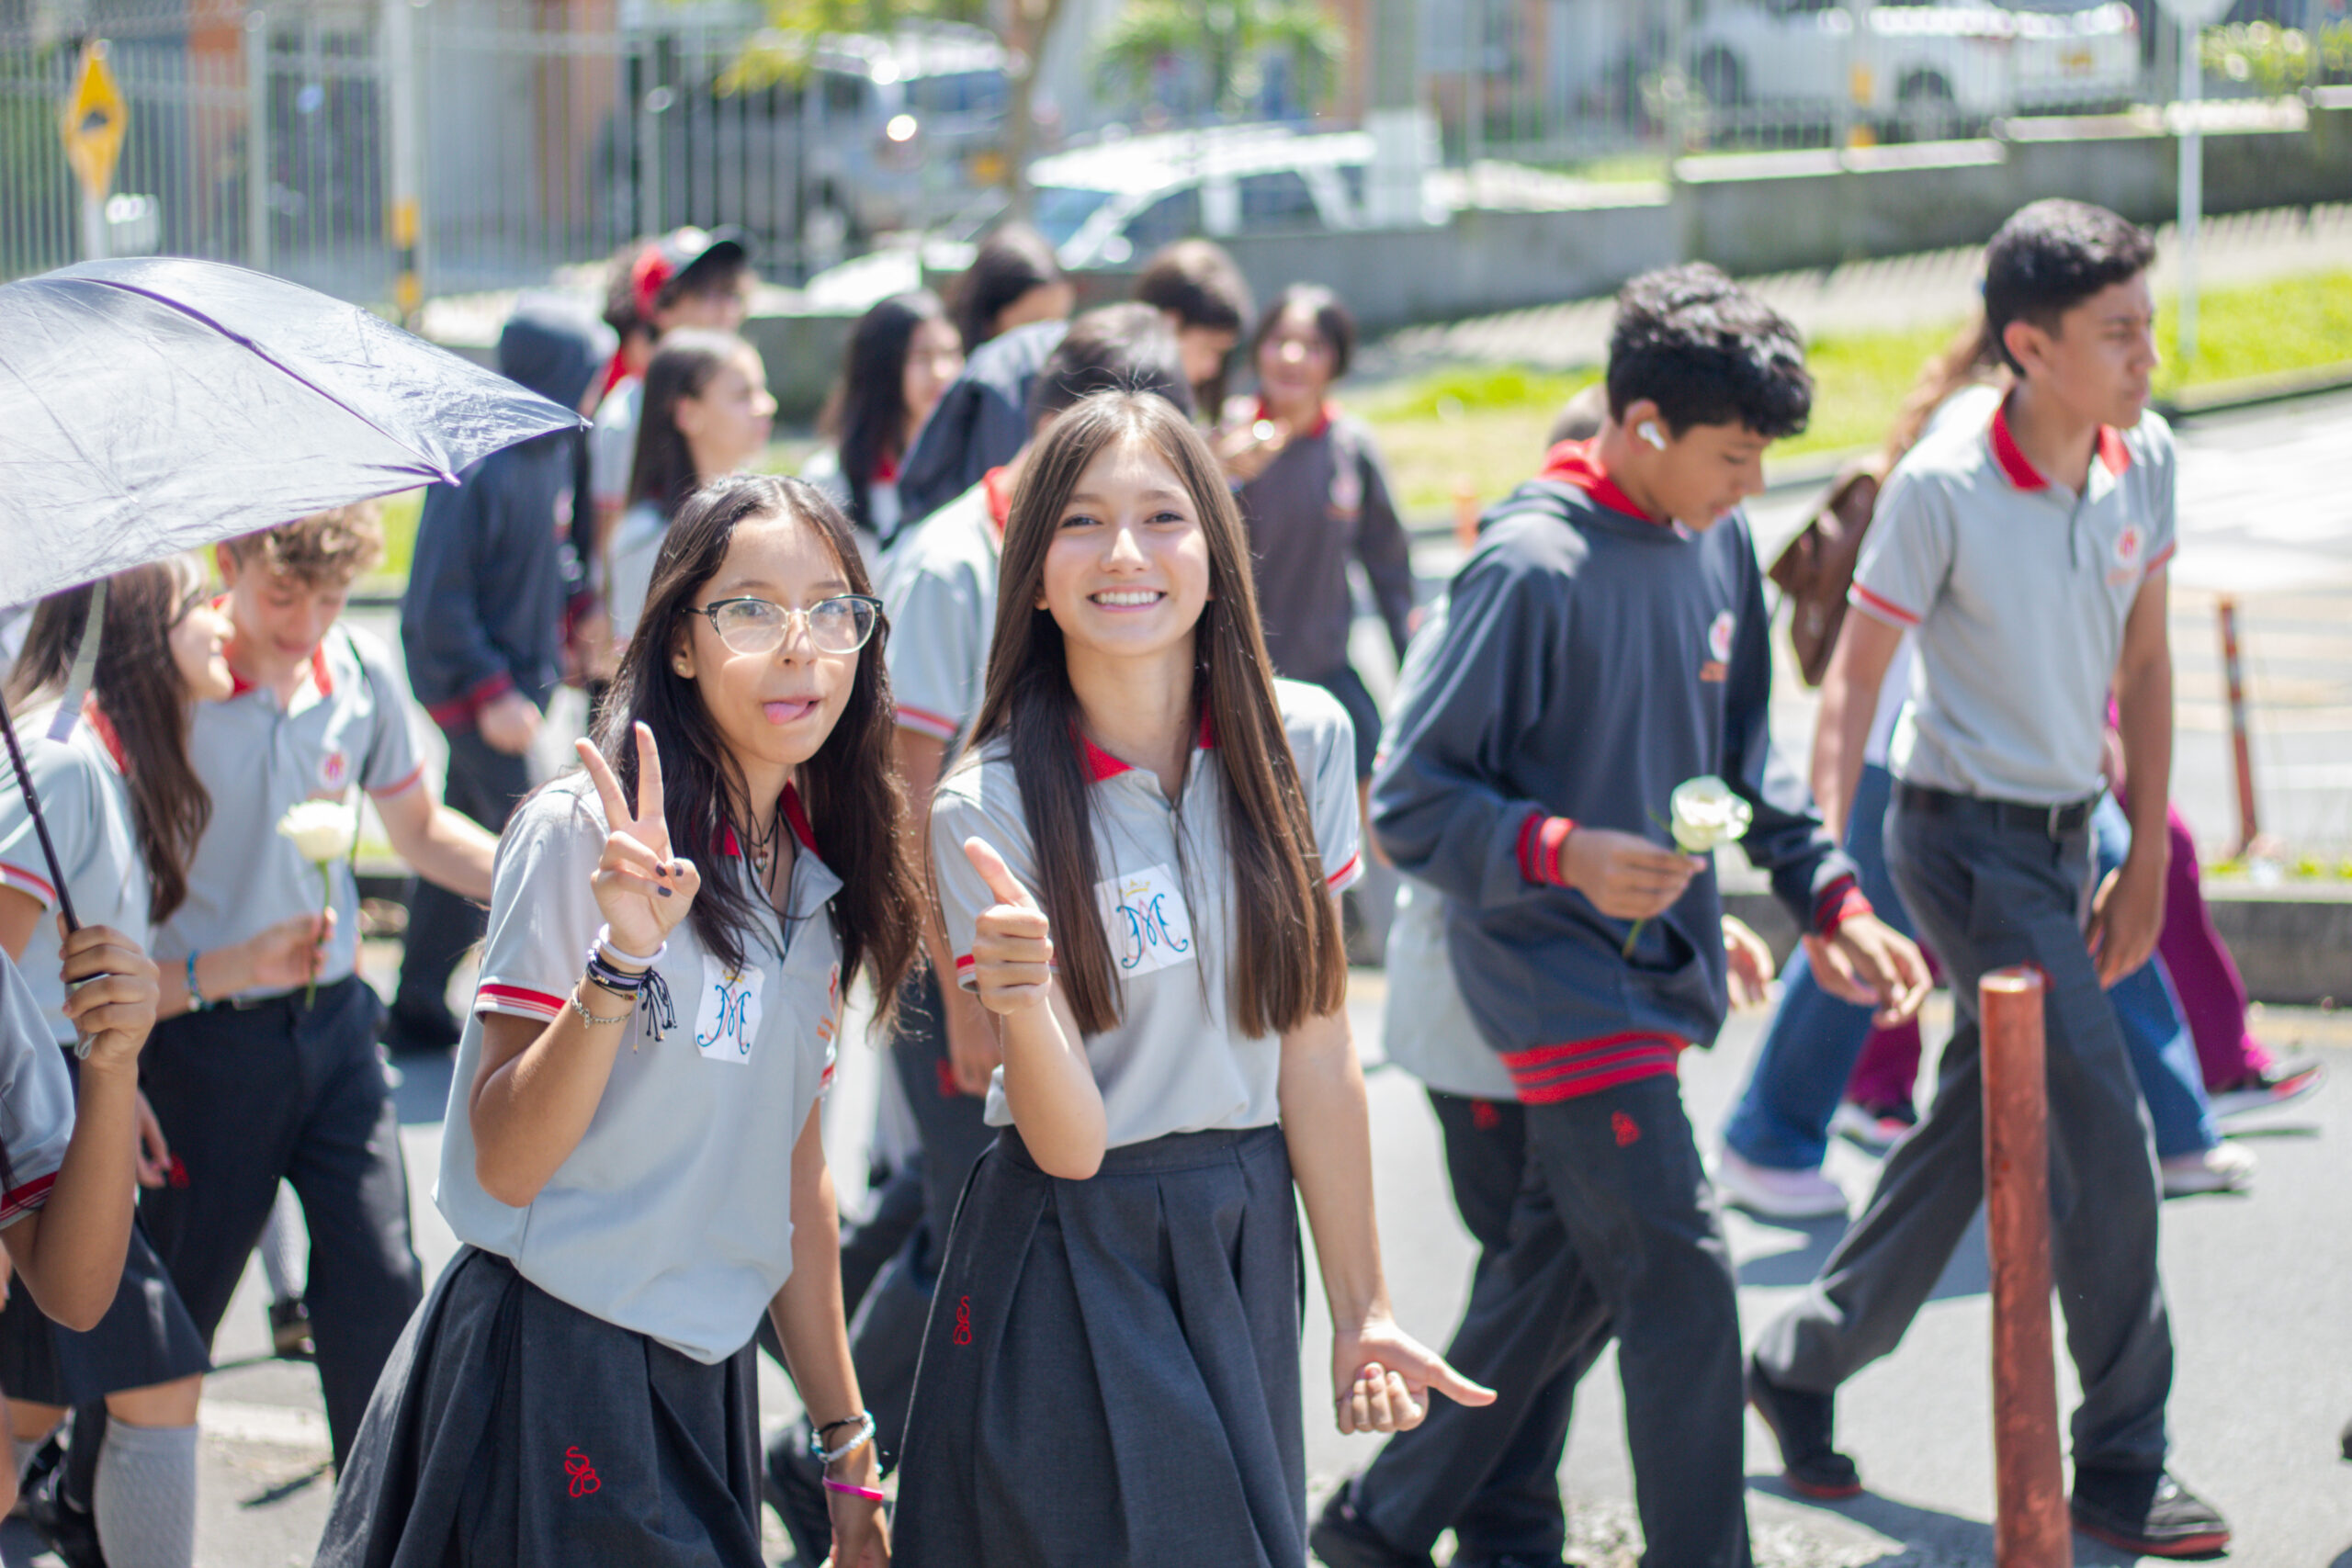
[824,1477,887,1503]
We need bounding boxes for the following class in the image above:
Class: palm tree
[1091,0,1343,123]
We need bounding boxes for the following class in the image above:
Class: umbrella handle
[0,687,82,934]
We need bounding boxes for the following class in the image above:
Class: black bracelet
[816,1416,864,1436]
[583,945,649,997]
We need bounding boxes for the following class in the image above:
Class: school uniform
[895,321,1066,529]
[139,628,427,1464]
[0,705,210,1404]
[1755,395,2180,1473]
[894,680,1362,1568]
[318,772,845,1567]
[1353,445,1869,1568]
[1232,402,1414,779]
[0,946,76,1241]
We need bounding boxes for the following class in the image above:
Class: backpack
[1767,458,1885,688]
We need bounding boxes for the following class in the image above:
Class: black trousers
[139,976,425,1467]
[392,728,532,1030]
[1355,1077,1753,1568]
[1405,1092,1587,1565]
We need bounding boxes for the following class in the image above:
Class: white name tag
[694,956,765,1064]
[1095,863,1197,978]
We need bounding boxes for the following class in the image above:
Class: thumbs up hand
[962,839,1055,1016]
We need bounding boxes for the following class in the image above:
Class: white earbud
[1638,421,1668,452]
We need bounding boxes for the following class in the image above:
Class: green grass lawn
[1356,268,2352,517]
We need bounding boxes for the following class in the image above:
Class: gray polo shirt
[441,773,843,1363]
[879,470,1004,750]
[587,376,641,520]
[1380,876,1514,1101]
[0,946,76,1228]
[159,627,424,995]
[1849,393,2176,806]
[0,704,149,1044]
[931,679,1363,1150]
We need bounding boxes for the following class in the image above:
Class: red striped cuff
[1812,874,1873,939]
[2144,541,2177,572]
[1848,582,1921,628]
[896,705,960,742]
[424,671,518,729]
[953,953,977,991]
[475,981,564,1021]
[0,1171,58,1228]
[1516,811,1577,886]
[0,861,58,908]
[1498,1032,1685,1103]
[368,761,428,799]
[1325,852,1362,892]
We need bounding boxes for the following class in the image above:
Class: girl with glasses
[890,392,1489,1566]
[319,475,921,1568]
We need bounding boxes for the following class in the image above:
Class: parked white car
[1022,126,1376,269]
[1690,0,2143,136]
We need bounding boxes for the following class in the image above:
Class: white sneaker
[1713,1148,1850,1219]
[1828,1100,1915,1156]
[2160,1144,2257,1198]
[2209,1059,2326,1125]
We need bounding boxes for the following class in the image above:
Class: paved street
[5,392,2345,1567]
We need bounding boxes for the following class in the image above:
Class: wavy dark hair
[822,290,953,535]
[8,558,213,925]
[955,222,1066,349]
[593,474,921,1010]
[958,391,1347,1038]
[627,329,749,516]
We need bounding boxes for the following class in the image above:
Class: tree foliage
[1091,0,1343,121]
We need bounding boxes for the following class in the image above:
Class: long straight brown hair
[595,474,922,1013]
[8,559,212,925]
[959,391,1347,1038]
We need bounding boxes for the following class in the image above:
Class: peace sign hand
[575,724,702,959]
[961,839,1053,1016]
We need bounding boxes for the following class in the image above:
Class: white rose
[1668,776,1752,854]
[278,799,357,863]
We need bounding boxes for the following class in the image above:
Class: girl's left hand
[1331,1316,1495,1435]
[1722,914,1775,1010]
[823,1458,891,1566]
[58,924,159,1072]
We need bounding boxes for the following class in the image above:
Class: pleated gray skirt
[313,1246,762,1568]
[893,1122,1306,1568]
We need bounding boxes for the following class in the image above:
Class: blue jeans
[1723,764,1915,1171]
[2096,795,2220,1159]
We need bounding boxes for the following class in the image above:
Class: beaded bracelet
[809,1410,876,1467]
[582,945,651,998]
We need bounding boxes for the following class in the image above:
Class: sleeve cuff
[896,705,961,742]
[1847,583,1921,629]
[475,980,565,1021]
[952,953,977,992]
[1324,852,1363,895]
[424,671,517,731]
[368,761,429,800]
[0,862,59,908]
[1516,811,1577,887]
[1812,874,1874,939]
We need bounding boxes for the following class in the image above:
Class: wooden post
[2217,596,2258,853]
[1981,966,2070,1567]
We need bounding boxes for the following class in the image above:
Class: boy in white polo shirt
[139,505,499,1467]
[1749,200,2230,1556]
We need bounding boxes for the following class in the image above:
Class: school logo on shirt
[1327,460,1363,520]
[1094,863,1196,978]
[694,955,765,1064]
[318,749,350,791]
[1701,610,1736,683]
[2109,525,2146,587]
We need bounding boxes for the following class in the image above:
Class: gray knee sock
[92,1420,197,1568]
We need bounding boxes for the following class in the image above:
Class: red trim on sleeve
[1537,818,1575,886]
[1812,874,1874,939]
[368,761,427,799]
[476,982,564,1020]
[1848,582,1922,629]
[426,671,517,729]
[0,863,58,906]
[2143,541,2176,572]
[894,705,961,741]
[0,1171,58,1227]
[1323,852,1360,888]
[1515,811,1545,884]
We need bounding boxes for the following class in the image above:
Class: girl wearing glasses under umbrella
[319,475,920,1568]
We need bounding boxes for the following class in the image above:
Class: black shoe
[380,1001,461,1055]
[18,1436,106,1568]
[2070,1467,2231,1559]
[762,1421,833,1567]
[1309,1482,1432,1568]
[268,1295,316,1361]
[1746,1353,1861,1500]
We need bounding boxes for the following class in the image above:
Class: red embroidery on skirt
[951,1296,973,1346]
[166,1156,190,1189]
[936,1059,959,1100]
[564,1448,602,1497]
[1470,1100,1501,1131]
[1611,1111,1640,1148]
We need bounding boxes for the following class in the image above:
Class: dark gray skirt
[894,1123,1306,1568]
[314,1246,762,1568]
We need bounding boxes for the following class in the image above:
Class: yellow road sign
[62,42,128,199]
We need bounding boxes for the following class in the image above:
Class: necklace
[745,810,784,878]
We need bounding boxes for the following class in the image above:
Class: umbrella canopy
[0,256,579,610]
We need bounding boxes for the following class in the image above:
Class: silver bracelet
[810,1410,877,1467]
[568,987,632,1029]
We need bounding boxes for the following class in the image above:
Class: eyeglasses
[691,595,883,656]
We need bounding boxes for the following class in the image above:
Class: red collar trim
[1075,708,1216,784]
[1989,399,2132,491]
[874,451,900,485]
[224,641,333,701]
[1254,398,1335,441]
[79,696,129,774]
[1536,438,1657,524]
[719,784,819,857]
[980,467,1012,539]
